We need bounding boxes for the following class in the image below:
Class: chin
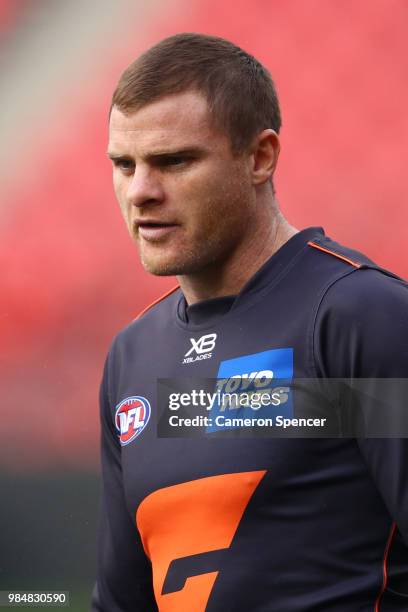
[143,264,178,276]
[141,256,186,277]
[140,252,205,277]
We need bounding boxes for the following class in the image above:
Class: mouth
[135,220,179,241]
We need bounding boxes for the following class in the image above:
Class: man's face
[108,90,255,276]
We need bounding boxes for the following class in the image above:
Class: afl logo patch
[115,396,151,445]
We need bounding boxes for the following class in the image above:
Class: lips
[135,220,179,241]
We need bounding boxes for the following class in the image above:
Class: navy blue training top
[92,227,408,611]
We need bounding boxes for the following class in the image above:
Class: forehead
[109,91,222,153]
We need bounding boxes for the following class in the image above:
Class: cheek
[113,175,130,222]
[186,166,250,234]
[113,173,124,201]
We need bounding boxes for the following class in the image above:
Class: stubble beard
[137,169,253,277]
[138,231,229,277]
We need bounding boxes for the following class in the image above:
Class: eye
[113,159,134,173]
[160,155,192,168]
[167,156,186,165]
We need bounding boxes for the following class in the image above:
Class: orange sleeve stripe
[134,285,180,321]
[308,241,362,268]
[374,521,397,612]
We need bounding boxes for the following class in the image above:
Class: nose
[126,166,165,208]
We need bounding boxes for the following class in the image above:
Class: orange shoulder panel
[308,241,361,269]
[134,285,179,321]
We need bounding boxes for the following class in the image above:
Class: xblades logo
[182,333,217,364]
[185,334,216,356]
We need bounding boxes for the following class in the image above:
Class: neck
[177,206,298,305]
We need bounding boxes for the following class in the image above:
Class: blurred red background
[1,0,407,472]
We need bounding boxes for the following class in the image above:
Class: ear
[250,129,280,186]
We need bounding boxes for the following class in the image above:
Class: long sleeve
[91,356,157,611]
[313,268,408,602]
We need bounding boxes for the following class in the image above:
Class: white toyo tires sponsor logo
[216,369,274,393]
[115,396,151,445]
[215,369,289,411]
[183,333,217,364]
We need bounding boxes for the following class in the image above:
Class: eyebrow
[107,147,207,161]
[107,152,133,161]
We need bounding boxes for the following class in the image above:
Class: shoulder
[306,232,408,320]
[314,268,408,377]
[132,285,181,322]
[308,235,408,377]
[318,266,408,320]
[109,285,181,356]
[307,233,377,269]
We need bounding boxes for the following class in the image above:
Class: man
[92,33,408,611]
